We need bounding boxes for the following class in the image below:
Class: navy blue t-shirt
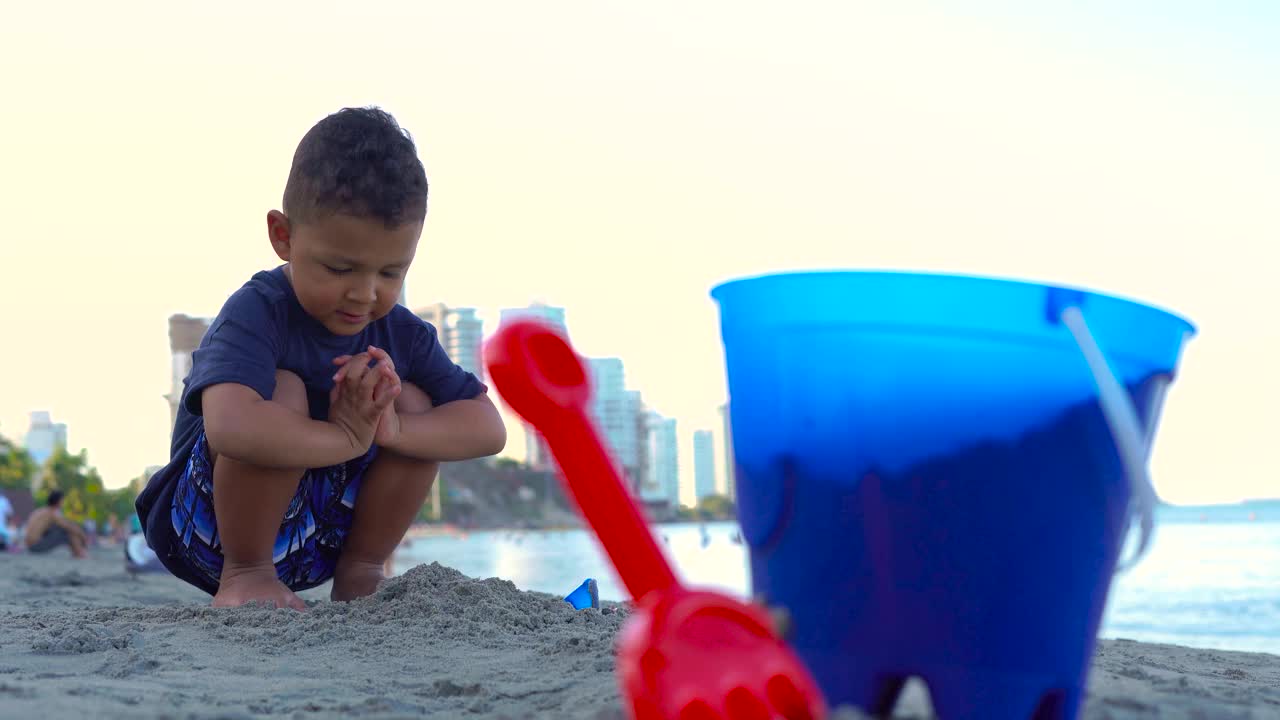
[137,265,483,530]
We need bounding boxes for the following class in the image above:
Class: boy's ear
[267,210,292,261]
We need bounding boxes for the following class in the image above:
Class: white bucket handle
[1060,305,1156,571]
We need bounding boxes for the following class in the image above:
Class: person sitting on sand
[24,491,90,558]
[135,107,506,610]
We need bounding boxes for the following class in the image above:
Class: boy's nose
[347,279,377,304]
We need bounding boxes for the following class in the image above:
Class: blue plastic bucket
[711,271,1195,720]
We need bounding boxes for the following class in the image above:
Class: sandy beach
[1,546,1276,719]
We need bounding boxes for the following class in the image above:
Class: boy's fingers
[332,355,352,381]
[359,360,383,395]
[374,378,399,406]
[342,354,373,391]
[334,353,381,384]
[368,345,395,372]
[374,383,401,412]
[351,352,373,369]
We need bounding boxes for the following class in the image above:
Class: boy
[136,107,506,610]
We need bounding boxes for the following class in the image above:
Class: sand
[1,547,1277,719]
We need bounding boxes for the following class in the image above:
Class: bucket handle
[1059,304,1156,571]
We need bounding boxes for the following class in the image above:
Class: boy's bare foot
[331,558,386,601]
[213,564,307,611]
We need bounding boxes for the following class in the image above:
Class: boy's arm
[384,392,507,462]
[202,383,364,469]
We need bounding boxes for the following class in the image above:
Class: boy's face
[267,210,421,336]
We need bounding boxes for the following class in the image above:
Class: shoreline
[1,546,1277,719]
[403,517,739,537]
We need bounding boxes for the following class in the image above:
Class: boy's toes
[213,566,307,611]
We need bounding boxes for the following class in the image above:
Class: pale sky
[1,1,1276,506]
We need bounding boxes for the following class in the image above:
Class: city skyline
[7,282,1265,511]
[487,302,720,507]
[494,302,711,508]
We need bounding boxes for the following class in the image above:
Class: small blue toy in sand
[564,578,599,610]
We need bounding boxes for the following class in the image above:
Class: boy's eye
[323,264,352,275]
[380,270,403,279]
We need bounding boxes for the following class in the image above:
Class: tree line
[0,433,140,527]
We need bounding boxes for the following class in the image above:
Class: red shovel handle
[484,319,679,602]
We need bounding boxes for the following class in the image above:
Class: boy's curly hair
[282,107,428,228]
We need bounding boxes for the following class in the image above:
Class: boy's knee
[272,369,309,415]
[395,383,433,415]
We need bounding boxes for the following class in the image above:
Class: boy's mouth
[337,311,369,324]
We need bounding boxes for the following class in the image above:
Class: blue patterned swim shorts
[164,432,377,594]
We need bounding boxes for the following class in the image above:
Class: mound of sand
[1,548,1277,719]
[2,559,628,719]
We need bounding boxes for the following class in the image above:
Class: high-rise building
[415,302,449,336]
[719,403,736,501]
[499,304,569,471]
[523,425,557,470]
[448,308,484,382]
[413,303,486,383]
[623,391,644,494]
[411,301,488,518]
[693,430,716,503]
[587,357,633,470]
[167,314,212,431]
[23,411,67,470]
[643,411,679,507]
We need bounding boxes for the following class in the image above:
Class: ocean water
[1101,503,1280,654]
[394,504,1280,655]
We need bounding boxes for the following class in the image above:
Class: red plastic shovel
[485,319,827,720]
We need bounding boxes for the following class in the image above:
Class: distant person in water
[134,106,507,610]
[24,491,90,558]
